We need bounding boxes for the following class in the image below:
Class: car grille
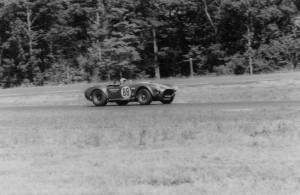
[163,89,175,98]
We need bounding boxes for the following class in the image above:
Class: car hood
[140,82,178,91]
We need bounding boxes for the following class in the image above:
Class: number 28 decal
[121,86,131,99]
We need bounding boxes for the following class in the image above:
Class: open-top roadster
[84,79,177,106]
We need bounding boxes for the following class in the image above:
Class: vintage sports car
[84,79,177,106]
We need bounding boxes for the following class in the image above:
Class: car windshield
[110,79,134,86]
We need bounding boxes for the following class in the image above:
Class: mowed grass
[2,76,300,106]
[0,103,300,194]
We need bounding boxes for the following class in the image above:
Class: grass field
[1,73,300,194]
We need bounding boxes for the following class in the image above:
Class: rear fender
[88,87,108,100]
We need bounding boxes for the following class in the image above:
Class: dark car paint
[84,81,176,103]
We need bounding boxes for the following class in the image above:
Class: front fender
[136,86,155,97]
[161,84,178,91]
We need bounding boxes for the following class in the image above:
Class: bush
[213,65,233,75]
[225,54,247,75]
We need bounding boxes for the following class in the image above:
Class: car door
[107,85,132,100]
[107,85,122,99]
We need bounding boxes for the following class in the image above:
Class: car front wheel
[92,90,108,106]
[137,89,152,105]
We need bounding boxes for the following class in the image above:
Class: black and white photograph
[1,0,300,194]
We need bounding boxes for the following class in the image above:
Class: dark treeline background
[0,0,300,87]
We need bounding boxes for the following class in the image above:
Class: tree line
[0,0,299,88]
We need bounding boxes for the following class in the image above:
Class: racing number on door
[121,86,131,99]
[123,88,130,96]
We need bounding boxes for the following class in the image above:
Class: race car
[84,78,177,106]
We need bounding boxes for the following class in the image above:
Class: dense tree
[0,0,299,88]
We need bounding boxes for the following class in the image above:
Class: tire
[92,90,108,106]
[116,101,129,106]
[161,97,174,104]
[137,89,152,105]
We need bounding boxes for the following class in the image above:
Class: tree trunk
[0,37,2,67]
[246,25,253,75]
[107,65,110,81]
[202,0,217,34]
[95,12,102,62]
[152,28,160,78]
[66,63,70,81]
[26,6,34,57]
[101,0,110,80]
[189,58,194,77]
[95,12,102,79]
[248,49,253,75]
[0,49,2,68]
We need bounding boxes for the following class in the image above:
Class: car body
[84,80,177,106]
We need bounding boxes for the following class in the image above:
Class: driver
[120,78,127,85]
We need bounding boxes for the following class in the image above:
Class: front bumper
[154,89,176,100]
[162,89,175,100]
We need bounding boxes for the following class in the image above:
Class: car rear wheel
[161,97,174,104]
[92,90,108,106]
[137,89,152,105]
[116,101,129,106]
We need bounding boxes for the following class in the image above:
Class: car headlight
[156,86,162,92]
[155,86,165,94]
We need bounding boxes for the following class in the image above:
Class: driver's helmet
[120,78,127,85]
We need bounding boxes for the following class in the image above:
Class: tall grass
[1,105,299,148]
[0,104,300,194]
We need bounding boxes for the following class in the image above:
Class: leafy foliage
[0,0,299,87]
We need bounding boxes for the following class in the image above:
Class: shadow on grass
[87,102,171,108]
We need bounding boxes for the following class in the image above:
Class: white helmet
[120,78,127,84]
